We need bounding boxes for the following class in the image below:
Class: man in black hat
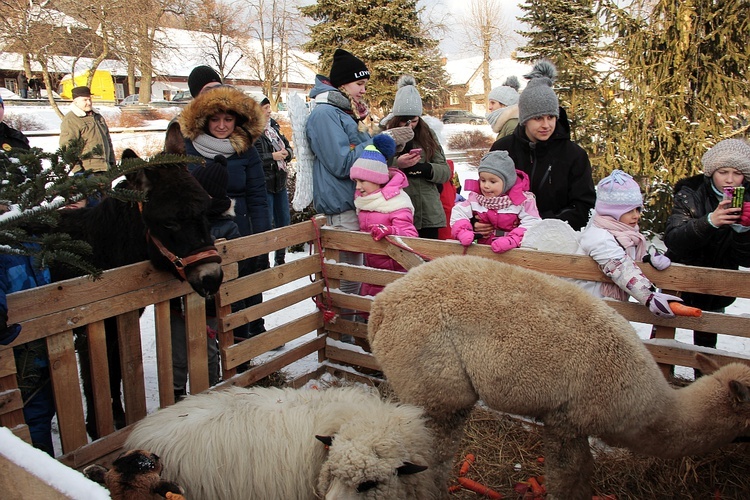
[60,86,115,174]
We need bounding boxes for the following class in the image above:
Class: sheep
[124,385,439,500]
[367,254,750,500]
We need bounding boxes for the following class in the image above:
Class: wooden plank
[222,312,323,370]
[0,347,16,377]
[0,350,25,431]
[184,292,209,394]
[116,311,146,425]
[153,300,175,408]
[325,318,369,339]
[325,344,380,371]
[0,454,71,499]
[221,280,324,332]
[644,340,750,369]
[58,425,133,470]
[383,238,426,270]
[0,387,23,416]
[218,255,321,306]
[46,331,87,453]
[221,219,321,264]
[288,365,328,389]
[86,320,114,438]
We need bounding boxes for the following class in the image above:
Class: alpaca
[367,255,750,500]
[125,385,440,500]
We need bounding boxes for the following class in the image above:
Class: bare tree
[183,0,245,79]
[461,0,515,104]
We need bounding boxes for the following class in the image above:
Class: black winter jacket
[0,122,30,151]
[255,118,293,194]
[489,108,595,230]
[664,174,750,310]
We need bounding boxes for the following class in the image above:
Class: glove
[402,163,433,179]
[452,219,475,247]
[491,235,520,253]
[212,155,227,167]
[370,224,393,241]
[0,310,22,346]
[646,292,682,318]
[741,202,750,226]
[382,127,414,152]
[643,249,671,271]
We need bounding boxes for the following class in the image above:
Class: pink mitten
[740,202,750,226]
[490,235,519,253]
[452,219,475,247]
[370,224,393,241]
[646,292,682,318]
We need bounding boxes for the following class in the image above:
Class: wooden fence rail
[0,216,748,475]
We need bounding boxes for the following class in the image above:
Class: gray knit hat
[488,86,519,106]
[391,75,423,117]
[518,59,559,125]
[479,151,517,192]
[702,139,750,178]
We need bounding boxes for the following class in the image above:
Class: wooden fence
[1,216,749,475]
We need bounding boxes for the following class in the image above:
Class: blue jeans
[267,189,291,264]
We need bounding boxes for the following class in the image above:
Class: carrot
[459,453,475,476]
[448,484,463,494]
[457,477,503,499]
[528,476,546,496]
[669,301,703,317]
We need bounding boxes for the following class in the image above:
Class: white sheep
[367,255,750,500]
[124,385,439,500]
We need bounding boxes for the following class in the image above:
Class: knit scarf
[192,133,237,158]
[264,122,287,172]
[592,214,647,300]
[474,193,513,211]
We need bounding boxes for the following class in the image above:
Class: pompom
[503,75,520,91]
[373,133,397,159]
[396,74,417,89]
[524,59,557,82]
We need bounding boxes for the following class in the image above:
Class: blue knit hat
[595,170,643,221]
[350,134,396,185]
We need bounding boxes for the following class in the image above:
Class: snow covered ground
[5,102,750,458]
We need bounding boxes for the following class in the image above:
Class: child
[450,150,541,253]
[664,139,750,352]
[350,134,418,297]
[578,170,679,318]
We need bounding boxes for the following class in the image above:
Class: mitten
[490,235,521,253]
[646,292,682,318]
[382,127,414,152]
[741,202,750,226]
[402,163,433,179]
[212,155,227,167]
[643,249,671,271]
[452,219,475,247]
[370,224,393,241]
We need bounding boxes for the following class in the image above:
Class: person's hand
[272,150,289,161]
[396,153,420,169]
[709,199,741,227]
[381,127,414,152]
[740,202,750,226]
[473,221,494,237]
[370,224,393,241]
[455,228,475,247]
[491,236,519,253]
[646,292,682,318]
[401,163,433,179]
[643,249,671,270]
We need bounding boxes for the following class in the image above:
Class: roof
[444,56,534,97]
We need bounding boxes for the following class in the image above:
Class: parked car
[171,90,192,102]
[442,110,485,125]
[117,94,169,106]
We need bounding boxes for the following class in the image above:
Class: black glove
[0,310,22,346]
[402,163,433,179]
[213,155,227,167]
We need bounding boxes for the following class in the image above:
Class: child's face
[479,172,505,198]
[355,179,381,195]
[712,167,745,190]
[208,112,236,139]
[619,207,642,227]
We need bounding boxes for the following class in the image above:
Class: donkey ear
[729,380,750,404]
[695,353,721,375]
[396,462,428,476]
[315,435,333,447]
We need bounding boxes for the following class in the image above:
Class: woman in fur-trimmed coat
[179,85,271,337]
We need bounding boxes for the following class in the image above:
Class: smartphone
[409,148,422,156]
[724,186,745,208]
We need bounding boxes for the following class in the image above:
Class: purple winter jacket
[354,169,418,296]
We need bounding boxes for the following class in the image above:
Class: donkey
[52,150,223,439]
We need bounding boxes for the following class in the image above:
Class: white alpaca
[367,255,750,500]
[125,385,439,500]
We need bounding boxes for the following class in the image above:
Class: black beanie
[72,86,92,98]
[329,49,370,88]
[188,66,222,98]
[192,157,231,215]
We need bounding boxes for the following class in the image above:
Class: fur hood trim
[179,86,265,153]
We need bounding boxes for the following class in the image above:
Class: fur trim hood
[179,86,265,154]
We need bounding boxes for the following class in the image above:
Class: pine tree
[597,0,750,233]
[300,0,449,112]
[0,142,185,277]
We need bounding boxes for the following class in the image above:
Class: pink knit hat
[350,134,396,185]
[595,170,643,221]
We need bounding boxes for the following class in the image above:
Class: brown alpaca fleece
[103,449,184,500]
[368,255,750,500]
[178,85,265,154]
